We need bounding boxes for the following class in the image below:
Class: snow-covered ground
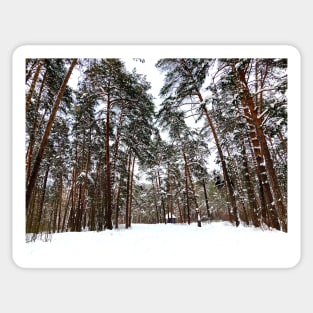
[14,222,299,269]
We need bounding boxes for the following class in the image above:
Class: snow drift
[15,222,299,269]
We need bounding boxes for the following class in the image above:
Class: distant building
[166,213,176,223]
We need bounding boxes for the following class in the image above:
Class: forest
[25,57,288,239]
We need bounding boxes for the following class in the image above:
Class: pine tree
[26,59,78,232]
[208,58,287,231]
[82,59,155,230]
[156,58,240,226]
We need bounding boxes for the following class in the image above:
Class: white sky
[122,58,164,108]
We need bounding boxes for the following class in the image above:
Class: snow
[14,222,299,269]
[257,108,269,120]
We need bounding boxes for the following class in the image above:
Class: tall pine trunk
[26,68,47,186]
[202,179,211,221]
[202,104,239,226]
[26,59,45,114]
[128,155,135,228]
[240,137,260,227]
[125,152,131,229]
[184,161,191,225]
[152,177,160,223]
[182,148,201,226]
[178,59,239,226]
[241,97,280,230]
[114,176,123,229]
[236,67,285,231]
[157,170,166,224]
[105,94,113,230]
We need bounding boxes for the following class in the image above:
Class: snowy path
[15,222,298,269]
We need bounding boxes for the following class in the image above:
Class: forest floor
[17,222,294,269]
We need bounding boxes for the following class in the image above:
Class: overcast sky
[122,58,164,109]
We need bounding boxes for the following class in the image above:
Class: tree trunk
[26,68,47,186]
[26,59,39,84]
[61,184,73,232]
[31,163,50,234]
[125,152,131,229]
[114,176,123,229]
[182,148,201,226]
[111,108,125,184]
[74,184,83,232]
[166,164,171,222]
[68,145,79,231]
[179,59,238,226]
[152,177,160,223]
[245,109,280,230]
[184,162,191,225]
[56,174,63,233]
[240,137,260,227]
[278,129,288,154]
[236,67,286,231]
[128,155,136,228]
[105,93,113,230]
[202,104,239,226]
[177,196,183,223]
[26,59,78,215]
[202,179,211,221]
[26,58,45,114]
[157,170,166,224]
